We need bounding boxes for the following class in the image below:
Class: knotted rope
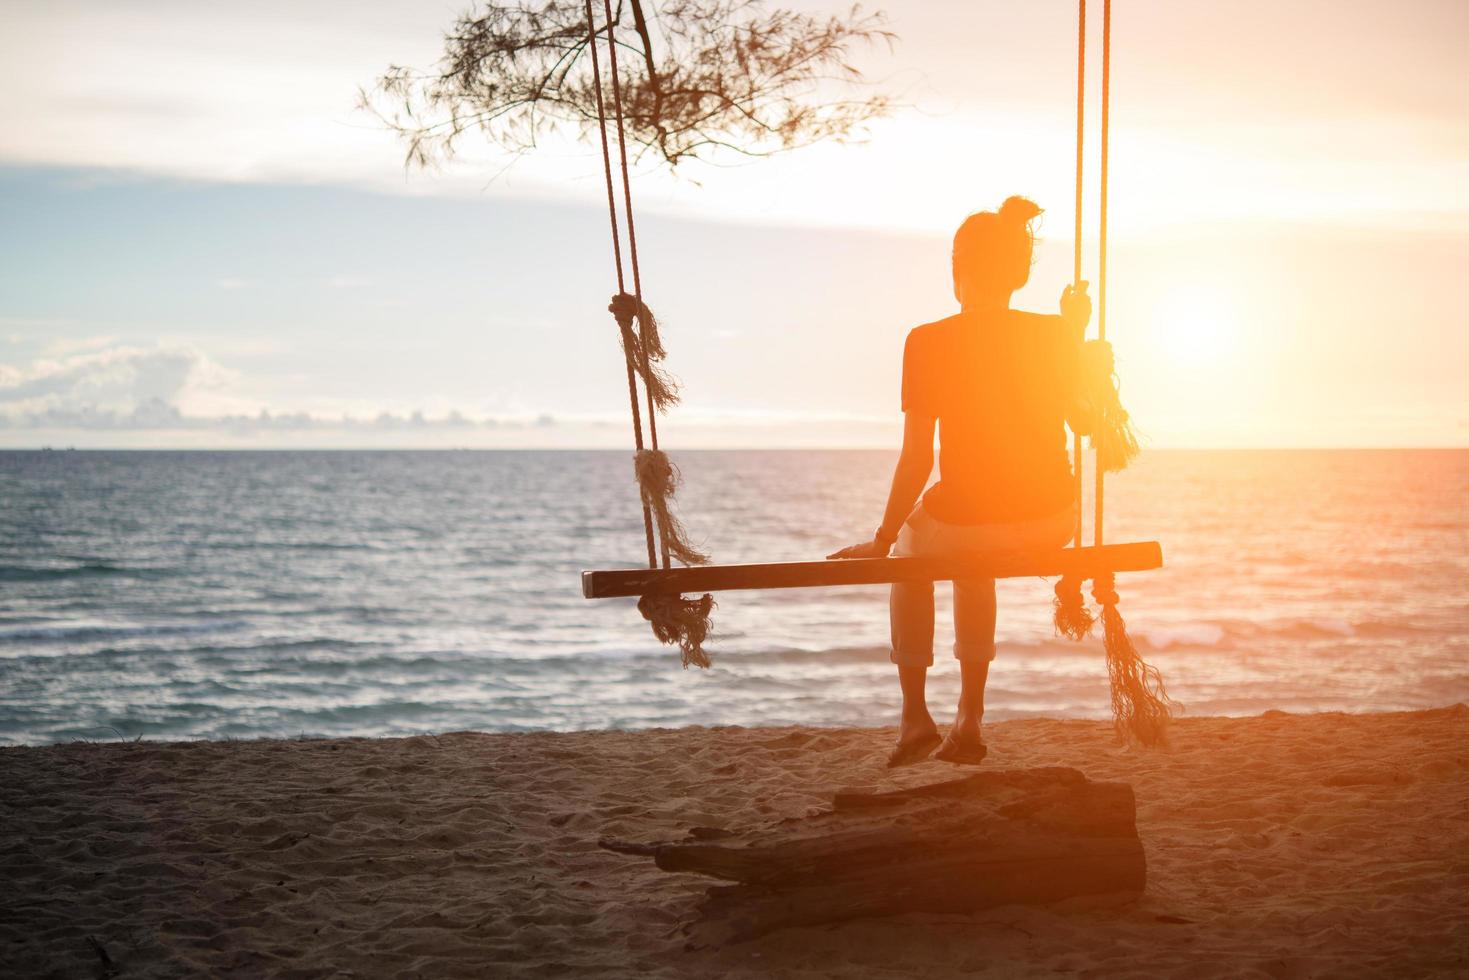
[1092,572,1175,746]
[634,448,709,567]
[609,293,680,414]
[586,0,656,569]
[1078,339,1140,474]
[587,0,715,666]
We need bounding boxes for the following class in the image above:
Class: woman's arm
[877,412,937,543]
[827,411,936,560]
[1059,282,1101,436]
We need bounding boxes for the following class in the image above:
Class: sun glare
[1150,286,1239,369]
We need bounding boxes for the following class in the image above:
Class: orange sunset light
[2,1,1467,977]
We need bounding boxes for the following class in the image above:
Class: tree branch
[364,0,895,172]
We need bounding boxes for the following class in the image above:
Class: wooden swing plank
[582,540,1162,599]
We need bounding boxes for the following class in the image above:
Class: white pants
[889,503,1076,667]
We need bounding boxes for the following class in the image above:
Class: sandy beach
[3,706,1467,979]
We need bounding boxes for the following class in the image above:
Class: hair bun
[998,195,1042,227]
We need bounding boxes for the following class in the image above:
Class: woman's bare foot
[935,710,986,765]
[933,730,987,765]
[888,714,941,768]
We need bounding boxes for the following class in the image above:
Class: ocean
[1,449,1466,745]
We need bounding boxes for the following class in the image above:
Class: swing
[581,541,1162,599]
[577,0,1173,743]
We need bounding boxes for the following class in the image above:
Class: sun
[1149,286,1239,368]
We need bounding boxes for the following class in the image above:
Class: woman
[828,196,1095,767]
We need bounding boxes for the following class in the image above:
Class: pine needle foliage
[363,0,895,170]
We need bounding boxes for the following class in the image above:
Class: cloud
[0,404,566,434]
[0,344,204,416]
[0,341,917,447]
[0,340,566,434]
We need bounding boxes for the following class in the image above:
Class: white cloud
[0,339,576,436]
[0,344,217,420]
[0,340,909,447]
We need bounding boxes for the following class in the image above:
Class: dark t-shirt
[901,309,1078,524]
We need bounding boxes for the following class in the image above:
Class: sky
[1,0,1467,448]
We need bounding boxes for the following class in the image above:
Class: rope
[1065,1,1171,743]
[1093,572,1176,746]
[601,0,661,458]
[608,293,680,413]
[1095,0,1109,548]
[602,0,678,569]
[638,592,715,669]
[1071,0,1086,552]
[1086,0,1138,479]
[1052,1,1168,750]
[599,0,663,502]
[585,0,657,570]
[1055,0,1090,635]
[585,1,714,666]
[1081,338,1139,474]
[1052,574,1094,641]
[634,448,709,567]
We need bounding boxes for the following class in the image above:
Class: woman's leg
[951,577,997,741]
[943,507,1073,745]
[890,579,937,746]
[889,511,938,757]
[896,664,935,742]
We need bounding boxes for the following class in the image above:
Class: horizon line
[5,445,1466,454]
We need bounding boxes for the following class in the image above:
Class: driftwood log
[601,767,1145,944]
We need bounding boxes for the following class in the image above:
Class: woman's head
[952,196,1042,303]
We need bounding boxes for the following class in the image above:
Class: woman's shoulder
[910,313,966,335]
[1008,309,1065,329]
[906,313,965,346]
[906,310,1064,351]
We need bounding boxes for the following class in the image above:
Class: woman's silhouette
[829,196,1096,767]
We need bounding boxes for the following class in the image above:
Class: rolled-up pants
[890,503,1076,667]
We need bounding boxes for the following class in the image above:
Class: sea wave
[0,561,144,582]
[0,620,248,645]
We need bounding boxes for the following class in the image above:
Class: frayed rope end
[638,592,715,669]
[1053,575,1095,640]
[1092,574,1177,747]
[1094,408,1141,475]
